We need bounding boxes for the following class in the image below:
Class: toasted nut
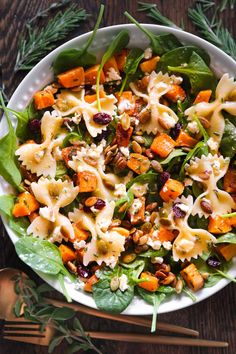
[104,150,114,165]
[160,272,176,285]
[112,227,130,237]
[145,149,154,159]
[122,252,137,264]
[97,239,108,255]
[135,131,144,136]
[67,261,77,274]
[202,272,209,280]
[121,220,132,229]
[132,140,142,154]
[138,235,148,245]
[140,158,151,174]
[83,156,97,166]
[155,270,167,280]
[109,219,122,228]
[141,222,152,234]
[134,244,149,253]
[198,171,211,180]
[160,218,172,226]
[132,229,144,243]
[146,202,157,212]
[151,160,163,173]
[150,211,158,224]
[199,116,211,129]
[142,147,146,154]
[158,263,171,273]
[110,276,120,291]
[200,200,213,214]
[133,135,145,144]
[129,227,137,234]
[121,113,131,131]
[85,197,98,207]
[137,109,151,124]
[175,279,183,294]
[118,202,128,213]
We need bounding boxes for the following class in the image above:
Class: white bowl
[1,24,236,315]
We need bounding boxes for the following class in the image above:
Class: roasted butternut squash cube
[217,244,236,261]
[140,56,160,73]
[84,275,99,292]
[72,223,89,242]
[180,263,204,292]
[12,192,40,218]
[84,64,105,85]
[193,90,212,104]
[151,133,176,158]
[165,85,186,102]
[176,130,198,147]
[127,153,150,175]
[159,179,184,202]
[115,49,129,71]
[223,168,236,193]
[208,216,232,234]
[57,66,85,88]
[59,244,76,263]
[129,197,145,225]
[34,90,55,110]
[138,272,159,292]
[157,226,175,242]
[76,171,97,193]
[103,56,120,76]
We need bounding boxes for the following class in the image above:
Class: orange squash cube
[34,90,55,110]
[180,263,204,292]
[59,244,76,263]
[176,130,198,147]
[84,64,105,85]
[160,179,184,202]
[208,216,232,234]
[138,272,159,292]
[140,56,160,73]
[150,133,176,158]
[76,171,97,193]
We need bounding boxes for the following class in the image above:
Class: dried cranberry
[124,235,133,250]
[94,199,106,210]
[28,119,41,133]
[83,205,91,213]
[93,112,112,125]
[77,264,90,278]
[170,122,182,140]
[160,171,171,187]
[172,203,186,218]
[206,256,221,268]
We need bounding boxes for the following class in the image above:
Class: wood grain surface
[0,0,235,353]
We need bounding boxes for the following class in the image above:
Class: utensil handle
[87,332,228,348]
[44,298,198,336]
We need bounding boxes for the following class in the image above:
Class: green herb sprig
[12,272,103,354]
[15,6,88,72]
[27,0,71,26]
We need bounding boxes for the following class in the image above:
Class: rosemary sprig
[27,0,71,26]
[13,273,103,354]
[188,4,236,60]
[15,6,88,72]
[138,2,182,29]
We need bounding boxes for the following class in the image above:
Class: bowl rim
[2,23,236,315]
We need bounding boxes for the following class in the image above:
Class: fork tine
[4,321,40,328]
[4,329,43,335]
[3,335,48,346]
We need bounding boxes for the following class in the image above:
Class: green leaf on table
[220,119,236,158]
[0,92,22,188]
[119,47,144,94]
[160,149,186,165]
[216,233,236,244]
[48,335,64,354]
[168,51,216,93]
[53,5,105,74]
[157,45,210,72]
[51,307,75,321]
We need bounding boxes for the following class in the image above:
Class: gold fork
[3,318,229,348]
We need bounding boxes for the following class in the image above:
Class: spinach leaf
[188,214,209,229]
[160,149,186,165]
[143,133,154,147]
[62,132,82,147]
[9,217,29,237]
[157,46,210,72]
[56,161,68,179]
[139,248,168,258]
[114,189,134,219]
[157,285,176,294]
[137,287,166,332]
[182,285,197,302]
[0,194,15,217]
[53,5,104,74]
[168,52,215,93]
[216,233,236,244]
[119,48,144,94]
[220,119,236,158]
[0,92,22,188]
[96,30,130,111]
[93,278,134,313]
[15,237,73,279]
[125,12,182,54]
[126,171,158,189]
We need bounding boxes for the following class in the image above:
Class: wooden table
[1,0,235,353]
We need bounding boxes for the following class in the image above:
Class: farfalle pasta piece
[69,201,126,268]
[27,212,75,242]
[185,154,235,217]
[185,74,236,151]
[31,177,79,222]
[53,89,117,137]
[68,141,121,200]
[15,111,63,177]
[172,196,216,261]
[130,72,179,134]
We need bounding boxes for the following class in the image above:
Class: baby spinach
[114,189,134,219]
[125,12,181,55]
[126,171,158,189]
[9,217,29,237]
[220,119,236,158]
[62,132,82,147]
[55,161,68,179]
[96,30,130,111]
[119,48,144,95]
[0,194,15,217]
[168,52,215,93]
[0,92,22,188]
[137,287,166,332]
[157,45,210,72]
[216,233,236,244]
[160,149,186,165]
[139,248,168,258]
[53,5,105,74]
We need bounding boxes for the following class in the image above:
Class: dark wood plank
[1,0,235,353]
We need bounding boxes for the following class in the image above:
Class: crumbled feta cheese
[48,226,63,243]
[73,240,86,250]
[151,256,164,264]
[187,121,199,134]
[95,269,102,278]
[163,241,172,250]
[176,238,195,252]
[53,146,63,161]
[119,274,129,292]
[97,218,111,232]
[177,203,189,213]
[114,183,127,198]
[160,112,176,129]
[130,198,143,215]
[147,238,161,250]
[81,141,106,160]
[207,137,218,150]
[118,99,133,114]
[144,47,152,59]
[170,75,183,85]
[119,146,130,158]
[162,186,168,193]
[130,183,148,197]
[184,178,193,187]
[105,67,121,82]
